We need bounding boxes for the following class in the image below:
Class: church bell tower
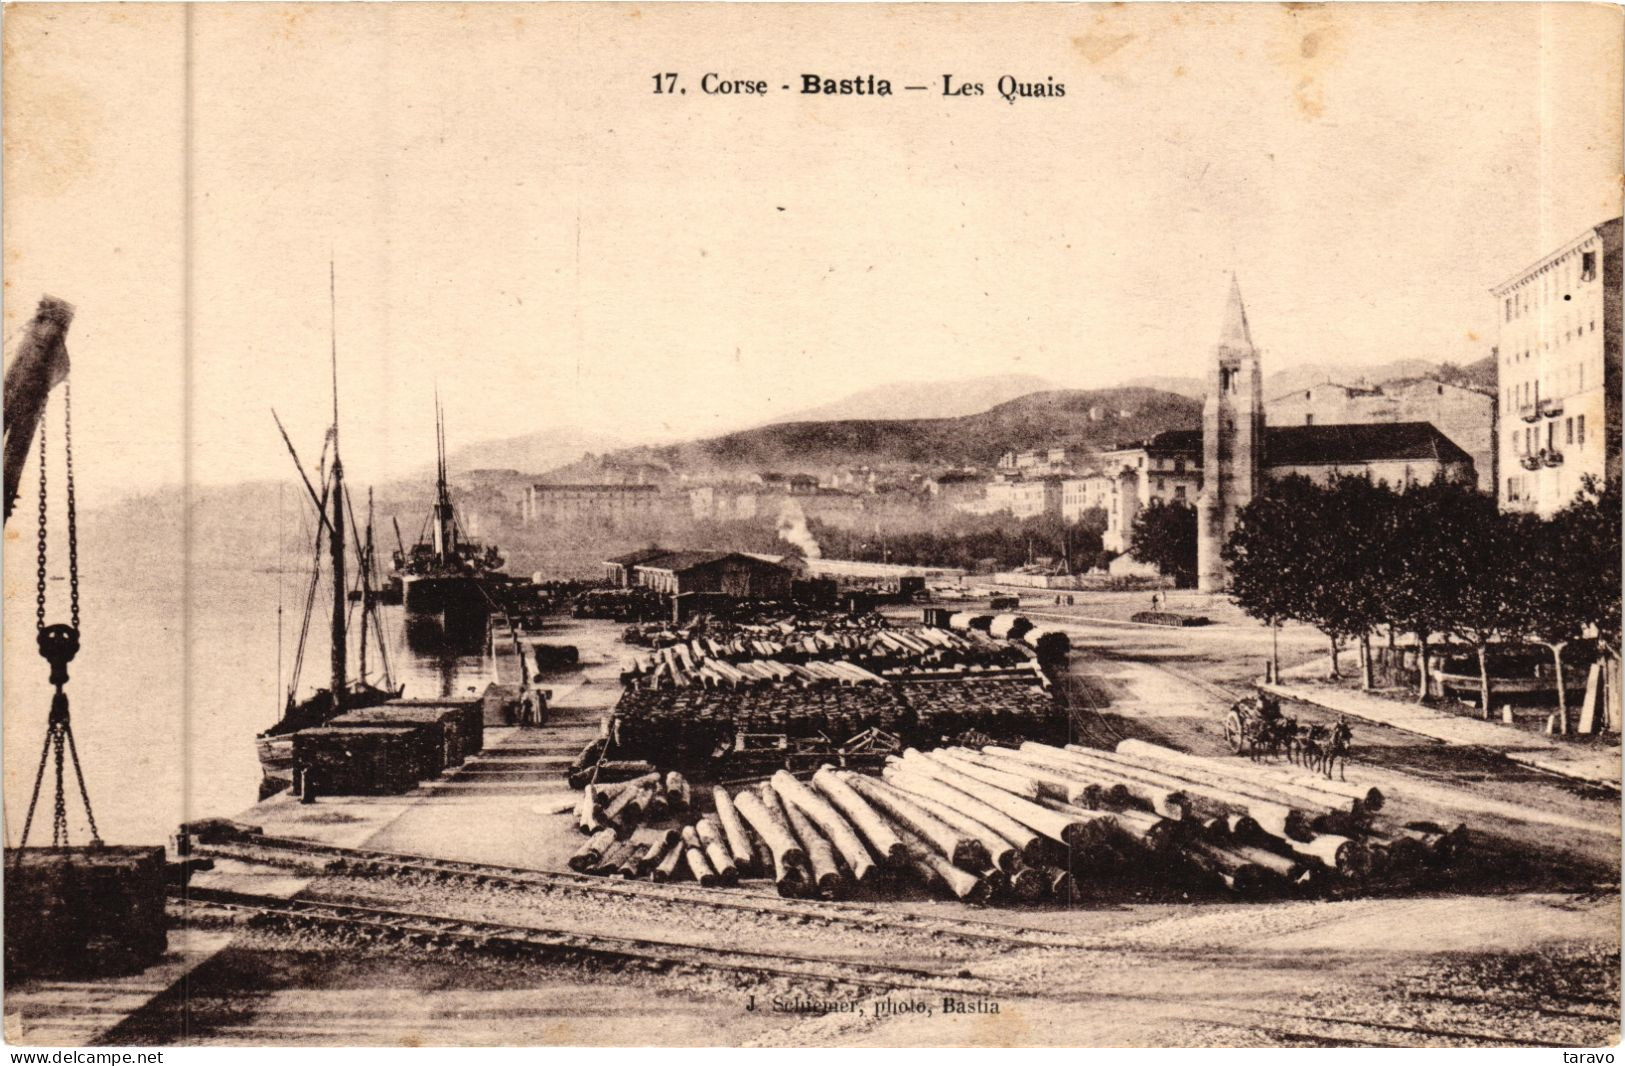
[1196,275,1264,593]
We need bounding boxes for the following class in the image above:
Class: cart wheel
[1224,711,1246,754]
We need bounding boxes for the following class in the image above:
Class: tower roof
[1217,274,1255,355]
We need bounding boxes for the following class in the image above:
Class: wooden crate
[386,696,486,754]
[293,726,421,795]
[331,707,462,771]
[4,845,167,980]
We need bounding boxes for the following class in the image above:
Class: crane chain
[16,384,99,855]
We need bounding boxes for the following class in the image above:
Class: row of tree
[1220,474,1620,730]
[806,511,1109,573]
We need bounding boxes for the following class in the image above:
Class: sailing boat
[389,398,509,643]
[254,272,402,798]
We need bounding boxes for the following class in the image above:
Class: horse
[1323,719,1353,780]
[1295,724,1328,775]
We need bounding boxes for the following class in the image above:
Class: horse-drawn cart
[1223,692,1286,756]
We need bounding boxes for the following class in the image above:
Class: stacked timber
[610,677,1065,760]
[620,617,1035,687]
[560,741,1464,905]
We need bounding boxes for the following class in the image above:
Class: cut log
[812,768,908,865]
[882,766,1044,865]
[568,827,617,872]
[994,744,1134,807]
[895,749,1100,849]
[592,840,638,877]
[776,855,812,898]
[925,749,1043,800]
[695,815,740,884]
[592,772,660,808]
[711,788,758,874]
[841,773,986,869]
[1113,740,1361,817]
[1065,744,1307,841]
[680,826,720,887]
[968,748,1102,807]
[771,770,877,884]
[1024,744,1189,820]
[895,828,988,903]
[733,789,808,869]
[781,800,843,898]
[874,781,1020,873]
[652,838,685,882]
[1009,864,1048,900]
[629,827,679,873]
[603,781,654,831]
[665,771,692,810]
[1285,833,1365,874]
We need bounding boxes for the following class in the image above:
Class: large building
[1095,431,1203,551]
[1194,278,1477,591]
[1491,217,1622,516]
[521,483,670,526]
[1267,377,1496,491]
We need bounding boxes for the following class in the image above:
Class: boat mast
[433,393,455,561]
[360,488,377,685]
[329,262,347,705]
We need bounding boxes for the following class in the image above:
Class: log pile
[620,617,1036,687]
[563,740,1465,904]
[611,679,1066,761]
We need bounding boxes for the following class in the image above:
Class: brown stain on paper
[1072,32,1135,65]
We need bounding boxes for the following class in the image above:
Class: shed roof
[604,547,677,568]
[1264,422,1472,467]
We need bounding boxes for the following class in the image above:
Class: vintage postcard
[2,1,1621,1050]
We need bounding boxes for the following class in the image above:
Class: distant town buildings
[1492,216,1622,516]
[521,483,669,526]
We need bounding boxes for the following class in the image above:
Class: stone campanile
[1195,275,1265,593]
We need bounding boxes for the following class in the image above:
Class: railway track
[186,833,1104,951]
[174,884,1003,996]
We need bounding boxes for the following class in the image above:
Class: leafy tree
[1224,476,1321,681]
[1370,477,1468,703]
[1074,506,1109,537]
[1129,500,1197,587]
[1538,476,1623,730]
[1319,475,1399,687]
[1433,489,1529,718]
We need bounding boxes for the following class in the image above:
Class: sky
[4,3,1621,505]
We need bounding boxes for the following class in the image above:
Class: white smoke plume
[776,499,822,560]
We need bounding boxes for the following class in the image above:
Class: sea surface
[3,536,494,848]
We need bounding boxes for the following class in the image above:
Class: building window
[1578,415,1586,445]
[1305,413,1314,426]
[1582,251,1597,281]
[1505,298,1513,322]
[1173,459,1184,474]
[1174,486,1186,501]
[1157,479,1166,492]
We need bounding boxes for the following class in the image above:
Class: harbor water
[2,523,495,848]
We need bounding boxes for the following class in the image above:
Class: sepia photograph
[1,1,1621,1049]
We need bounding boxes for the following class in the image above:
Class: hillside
[623,388,1201,473]
[766,373,1059,424]
[1124,355,1497,402]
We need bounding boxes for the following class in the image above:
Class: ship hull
[401,573,491,617]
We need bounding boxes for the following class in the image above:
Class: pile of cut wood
[610,678,1066,761]
[565,740,1465,903]
[620,618,1035,689]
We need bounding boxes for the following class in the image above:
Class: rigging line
[286,514,324,704]
[271,408,334,535]
[277,482,285,721]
